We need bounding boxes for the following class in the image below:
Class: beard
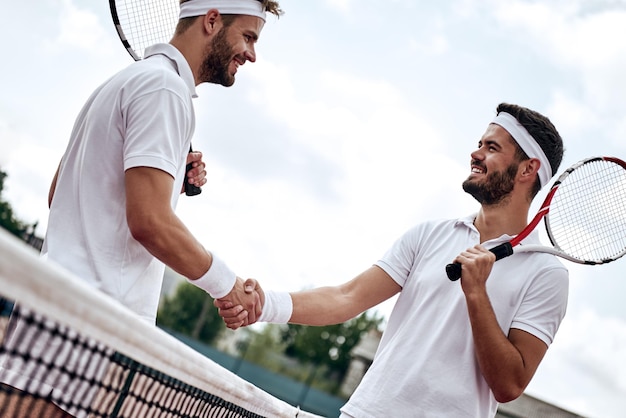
[199,27,237,87]
[462,161,519,206]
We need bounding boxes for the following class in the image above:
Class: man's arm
[125,166,260,321]
[455,245,548,402]
[48,161,61,208]
[290,266,401,325]
[217,265,401,328]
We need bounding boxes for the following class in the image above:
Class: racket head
[109,0,180,61]
[544,156,626,264]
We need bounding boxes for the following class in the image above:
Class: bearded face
[199,26,236,87]
[462,160,520,206]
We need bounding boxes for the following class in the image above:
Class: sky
[1,0,626,416]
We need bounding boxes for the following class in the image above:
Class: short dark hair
[496,103,565,196]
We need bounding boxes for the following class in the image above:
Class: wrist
[258,291,292,324]
[187,253,236,299]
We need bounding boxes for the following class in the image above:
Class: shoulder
[519,253,569,303]
[404,217,461,236]
[387,218,464,256]
[107,50,188,98]
[132,58,187,93]
[405,216,473,243]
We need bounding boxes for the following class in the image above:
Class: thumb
[243,278,258,293]
[186,151,202,164]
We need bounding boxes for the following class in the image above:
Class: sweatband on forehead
[179,0,266,21]
[491,112,552,188]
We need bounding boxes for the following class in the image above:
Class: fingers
[453,244,495,286]
[214,299,248,329]
[454,244,493,264]
[215,277,264,329]
[186,151,202,164]
[243,278,257,293]
[185,151,207,187]
[245,287,260,325]
[243,278,265,319]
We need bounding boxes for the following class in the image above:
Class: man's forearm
[465,290,527,402]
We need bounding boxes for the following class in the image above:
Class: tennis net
[0,228,322,418]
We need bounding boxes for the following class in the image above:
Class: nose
[244,46,256,63]
[470,148,483,162]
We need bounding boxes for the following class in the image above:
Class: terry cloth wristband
[187,254,236,299]
[258,291,293,324]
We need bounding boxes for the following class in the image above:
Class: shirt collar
[454,213,541,246]
[144,43,198,99]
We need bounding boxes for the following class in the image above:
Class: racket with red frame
[109,0,202,196]
[446,156,626,281]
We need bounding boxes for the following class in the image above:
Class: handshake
[214,277,264,329]
[214,277,293,329]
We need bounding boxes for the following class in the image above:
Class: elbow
[492,385,525,404]
[127,213,160,247]
[494,391,522,404]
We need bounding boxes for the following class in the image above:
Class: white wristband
[187,254,236,299]
[258,290,293,324]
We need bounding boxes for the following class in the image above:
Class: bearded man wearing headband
[0,1,282,416]
[218,103,567,418]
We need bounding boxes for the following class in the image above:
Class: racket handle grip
[184,162,202,196]
[445,242,514,281]
[184,146,202,197]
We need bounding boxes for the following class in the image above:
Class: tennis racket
[109,0,202,196]
[446,156,626,281]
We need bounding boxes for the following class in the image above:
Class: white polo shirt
[0,44,197,417]
[340,215,569,418]
[43,43,196,323]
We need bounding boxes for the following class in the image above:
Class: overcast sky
[1,1,626,417]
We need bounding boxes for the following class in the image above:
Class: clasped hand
[453,244,496,293]
[215,278,265,330]
[182,151,207,193]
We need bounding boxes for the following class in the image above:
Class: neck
[474,197,530,243]
[170,18,210,86]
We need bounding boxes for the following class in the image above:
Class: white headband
[492,112,552,188]
[179,0,266,22]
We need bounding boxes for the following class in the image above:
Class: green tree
[281,310,384,393]
[241,324,288,366]
[0,169,28,238]
[157,281,225,345]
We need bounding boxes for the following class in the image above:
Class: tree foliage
[0,169,28,238]
[241,324,288,366]
[157,282,225,345]
[281,310,384,387]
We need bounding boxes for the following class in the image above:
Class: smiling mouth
[470,159,486,174]
[231,58,244,75]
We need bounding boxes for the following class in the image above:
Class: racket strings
[547,159,626,263]
[116,0,179,59]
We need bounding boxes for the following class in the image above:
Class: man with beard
[217,103,568,418]
[0,1,282,416]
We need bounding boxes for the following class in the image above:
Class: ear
[202,9,221,35]
[519,158,541,184]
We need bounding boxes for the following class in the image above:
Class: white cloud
[44,0,110,52]
[488,1,626,136]
[3,1,626,415]
[0,119,19,169]
[323,0,353,14]
[528,308,626,418]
